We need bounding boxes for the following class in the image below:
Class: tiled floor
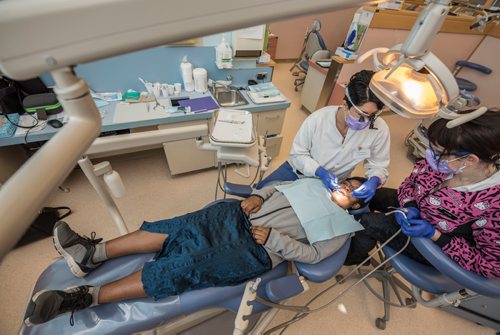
[0,62,494,335]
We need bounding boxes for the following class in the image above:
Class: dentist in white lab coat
[258,70,390,201]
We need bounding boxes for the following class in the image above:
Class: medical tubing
[352,209,413,307]
[266,229,410,335]
[359,266,415,307]
[258,229,410,335]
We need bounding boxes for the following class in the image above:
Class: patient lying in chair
[25,177,369,326]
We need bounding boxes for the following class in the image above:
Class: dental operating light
[358,0,488,125]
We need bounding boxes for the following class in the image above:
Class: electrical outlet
[256,72,267,80]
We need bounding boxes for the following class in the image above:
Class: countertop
[0,89,291,147]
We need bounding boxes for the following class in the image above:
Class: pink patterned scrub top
[398,160,500,279]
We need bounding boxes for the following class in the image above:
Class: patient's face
[331,179,363,210]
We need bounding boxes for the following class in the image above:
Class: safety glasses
[428,142,469,159]
[345,87,383,122]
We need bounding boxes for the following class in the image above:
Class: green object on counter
[122,90,140,101]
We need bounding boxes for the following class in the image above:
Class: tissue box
[334,47,358,60]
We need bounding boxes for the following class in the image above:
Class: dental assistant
[258,70,390,201]
[346,109,500,278]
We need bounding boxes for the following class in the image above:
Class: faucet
[209,75,233,95]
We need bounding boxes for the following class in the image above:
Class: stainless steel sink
[214,88,248,107]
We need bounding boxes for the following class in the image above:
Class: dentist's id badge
[353,148,370,160]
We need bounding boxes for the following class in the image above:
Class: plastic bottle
[216,34,233,69]
[221,37,233,69]
[193,68,208,93]
[180,56,194,92]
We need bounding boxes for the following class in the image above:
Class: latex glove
[315,166,339,191]
[401,218,436,238]
[405,207,420,220]
[352,176,380,201]
[395,207,420,226]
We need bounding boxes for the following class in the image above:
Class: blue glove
[352,176,380,201]
[405,207,420,220]
[401,218,436,238]
[394,212,409,227]
[315,166,339,191]
[394,207,420,227]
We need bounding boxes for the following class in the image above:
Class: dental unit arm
[0,0,373,261]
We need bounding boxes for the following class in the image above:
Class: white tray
[247,91,286,104]
[210,109,255,147]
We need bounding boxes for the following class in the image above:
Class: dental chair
[377,237,500,333]
[289,19,331,91]
[20,197,352,335]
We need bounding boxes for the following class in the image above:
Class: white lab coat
[288,105,390,184]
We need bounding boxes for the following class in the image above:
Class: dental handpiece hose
[261,227,411,335]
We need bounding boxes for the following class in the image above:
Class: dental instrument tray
[210,109,255,147]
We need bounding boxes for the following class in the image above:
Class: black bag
[0,76,51,115]
[16,206,71,248]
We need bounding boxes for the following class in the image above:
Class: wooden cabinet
[159,107,286,175]
[266,34,278,60]
[253,108,285,137]
[159,119,216,175]
[252,108,286,159]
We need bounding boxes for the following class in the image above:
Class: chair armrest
[411,237,500,297]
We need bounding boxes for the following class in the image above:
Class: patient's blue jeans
[140,200,272,300]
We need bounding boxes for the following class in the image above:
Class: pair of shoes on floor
[24,221,103,326]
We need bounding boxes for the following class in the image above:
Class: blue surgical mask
[425,149,469,174]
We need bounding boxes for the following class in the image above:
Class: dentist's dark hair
[427,108,500,168]
[344,70,384,110]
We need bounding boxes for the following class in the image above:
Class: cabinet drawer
[255,109,285,137]
[162,136,216,175]
[264,135,283,159]
[158,119,209,134]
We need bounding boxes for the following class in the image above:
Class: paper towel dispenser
[232,25,265,58]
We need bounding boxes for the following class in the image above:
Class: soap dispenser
[216,34,233,69]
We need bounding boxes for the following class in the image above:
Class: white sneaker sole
[53,225,87,278]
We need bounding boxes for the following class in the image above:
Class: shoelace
[60,286,91,326]
[79,231,103,246]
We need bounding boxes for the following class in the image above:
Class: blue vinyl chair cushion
[295,238,351,283]
[382,245,463,294]
[20,254,289,335]
[412,237,500,298]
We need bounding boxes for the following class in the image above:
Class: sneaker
[24,285,94,326]
[53,221,103,278]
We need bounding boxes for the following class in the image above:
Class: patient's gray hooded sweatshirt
[249,181,349,267]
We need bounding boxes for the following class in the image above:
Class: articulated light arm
[360,0,488,124]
